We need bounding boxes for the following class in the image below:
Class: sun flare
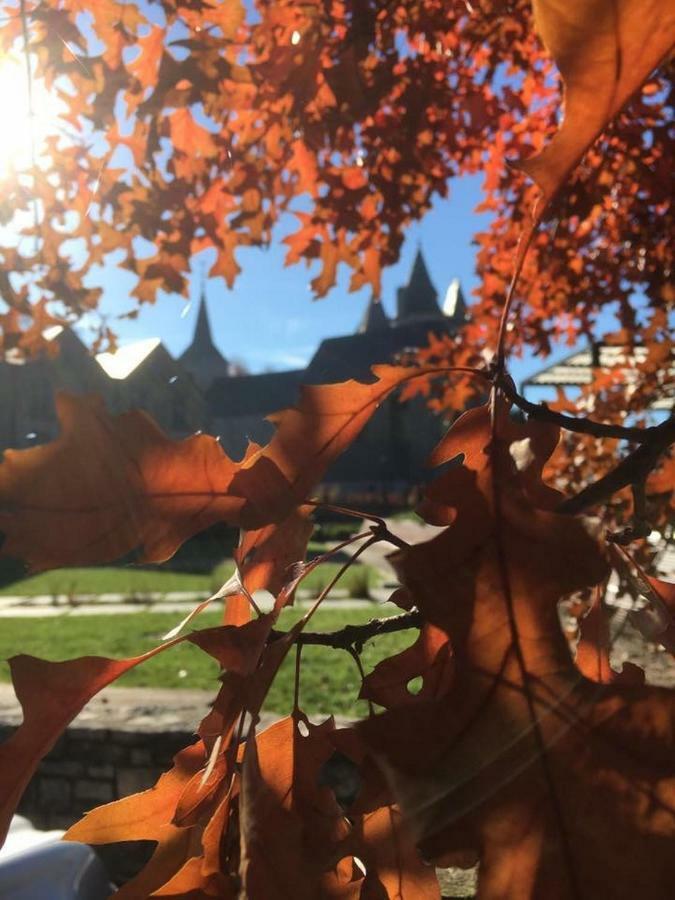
[0,52,62,178]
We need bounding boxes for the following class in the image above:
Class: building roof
[524,343,674,410]
[305,318,456,385]
[202,252,469,420]
[96,338,162,379]
[395,250,443,323]
[179,291,230,389]
[207,369,306,418]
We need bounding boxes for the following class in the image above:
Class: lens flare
[0,53,62,178]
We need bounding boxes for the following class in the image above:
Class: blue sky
[90,172,566,387]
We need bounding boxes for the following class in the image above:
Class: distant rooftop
[524,344,674,410]
[97,337,161,380]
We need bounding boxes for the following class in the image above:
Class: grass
[2,560,380,600]
[0,567,216,597]
[0,606,416,718]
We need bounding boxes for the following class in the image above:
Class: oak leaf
[240,715,362,898]
[0,617,270,846]
[128,24,164,91]
[0,367,433,571]
[357,399,675,898]
[520,0,675,202]
[356,805,440,900]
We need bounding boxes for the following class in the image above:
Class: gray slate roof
[207,369,305,418]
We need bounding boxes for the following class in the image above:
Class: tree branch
[558,416,674,515]
[499,374,671,444]
[270,610,421,653]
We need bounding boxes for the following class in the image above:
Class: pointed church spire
[395,249,442,323]
[193,284,214,348]
[358,296,389,333]
[179,283,230,390]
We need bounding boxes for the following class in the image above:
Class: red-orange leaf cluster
[0,367,671,897]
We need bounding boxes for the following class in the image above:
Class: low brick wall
[1,722,201,884]
[0,723,195,834]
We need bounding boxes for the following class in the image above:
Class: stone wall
[0,721,200,885]
[0,723,194,835]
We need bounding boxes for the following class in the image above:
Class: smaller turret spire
[179,283,230,390]
[193,284,214,347]
[442,278,468,324]
[358,296,389,333]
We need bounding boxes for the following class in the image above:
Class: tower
[395,249,444,324]
[179,288,230,390]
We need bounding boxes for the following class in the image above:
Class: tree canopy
[0,1,671,363]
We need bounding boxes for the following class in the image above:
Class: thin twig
[269,610,421,652]
[500,373,672,444]
[347,645,374,716]
[292,642,303,713]
[559,417,674,515]
[495,217,539,371]
[306,501,411,550]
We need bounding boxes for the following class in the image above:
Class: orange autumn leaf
[290,138,319,196]
[360,622,453,709]
[66,740,206,845]
[357,805,440,900]
[169,107,218,158]
[0,393,242,569]
[233,365,438,528]
[0,366,435,571]
[574,589,644,685]
[310,240,340,297]
[240,716,362,898]
[0,617,269,846]
[234,505,314,599]
[356,401,675,898]
[341,166,368,191]
[520,0,675,203]
[128,24,164,91]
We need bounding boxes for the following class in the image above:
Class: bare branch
[270,610,421,653]
[307,501,410,550]
[499,374,673,444]
[558,416,674,515]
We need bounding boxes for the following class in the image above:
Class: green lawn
[1,560,379,600]
[0,607,416,718]
[0,567,216,597]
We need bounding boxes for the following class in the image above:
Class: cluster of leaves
[0,365,674,897]
[0,0,673,897]
[0,0,671,355]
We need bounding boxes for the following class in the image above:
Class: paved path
[0,594,390,618]
[0,681,352,733]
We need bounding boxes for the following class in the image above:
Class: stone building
[196,250,468,505]
[0,327,204,452]
[0,250,468,507]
